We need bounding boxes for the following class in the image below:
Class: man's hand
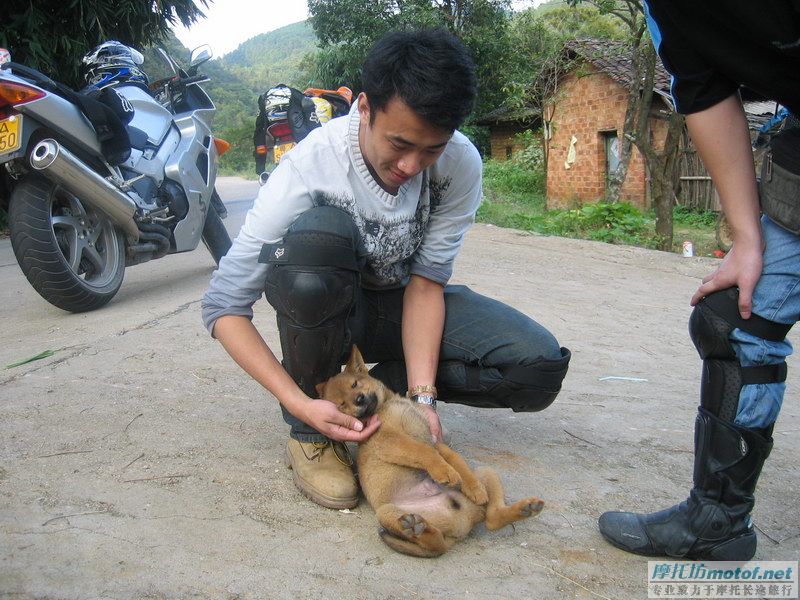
[690,240,763,318]
[301,399,381,442]
[418,404,443,443]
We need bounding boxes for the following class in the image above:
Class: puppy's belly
[391,478,456,513]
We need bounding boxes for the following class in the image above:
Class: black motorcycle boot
[598,408,773,560]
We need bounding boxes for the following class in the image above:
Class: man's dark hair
[361,29,478,132]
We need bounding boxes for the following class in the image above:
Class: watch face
[413,394,436,407]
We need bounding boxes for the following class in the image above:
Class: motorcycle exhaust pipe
[29,139,140,241]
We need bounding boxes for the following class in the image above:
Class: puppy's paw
[430,464,462,487]
[399,513,428,539]
[462,480,488,505]
[518,497,545,518]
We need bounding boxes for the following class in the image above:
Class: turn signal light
[214,137,231,157]
[0,81,46,108]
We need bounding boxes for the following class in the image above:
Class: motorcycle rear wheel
[9,176,126,312]
[201,190,232,265]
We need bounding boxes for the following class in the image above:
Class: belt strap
[741,362,788,385]
[259,241,360,271]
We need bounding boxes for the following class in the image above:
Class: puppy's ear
[315,381,327,398]
[346,345,368,374]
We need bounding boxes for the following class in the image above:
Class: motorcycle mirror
[190,45,213,68]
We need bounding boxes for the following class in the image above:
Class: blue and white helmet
[82,40,149,89]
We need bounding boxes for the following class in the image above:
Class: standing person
[202,29,571,510]
[599,1,799,560]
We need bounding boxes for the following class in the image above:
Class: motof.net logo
[647,561,798,598]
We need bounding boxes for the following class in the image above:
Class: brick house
[544,39,673,209]
[475,107,539,160]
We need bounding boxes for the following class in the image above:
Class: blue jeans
[265,207,571,442]
[732,215,799,428]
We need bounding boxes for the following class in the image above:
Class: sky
[173,0,542,58]
[173,0,311,57]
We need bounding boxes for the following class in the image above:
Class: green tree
[2,0,208,87]
[502,4,625,169]
[568,0,684,250]
[504,4,627,109]
[308,0,512,120]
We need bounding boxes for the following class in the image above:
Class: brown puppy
[316,345,545,557]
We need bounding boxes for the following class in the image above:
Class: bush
[542,201,658,247]
[673,205,717,227]
[482,159,545,196]
[511,130,545,172]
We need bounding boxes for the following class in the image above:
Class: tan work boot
[285,439,358,509]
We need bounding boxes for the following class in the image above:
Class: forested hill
[220,21,317,92]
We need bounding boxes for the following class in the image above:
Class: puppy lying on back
[317,346,544,557]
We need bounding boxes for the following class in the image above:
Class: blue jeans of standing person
[732,215,800,428]
[263,206,571,443]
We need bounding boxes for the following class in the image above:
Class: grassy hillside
[222,21,318,92]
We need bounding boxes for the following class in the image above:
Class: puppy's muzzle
[355,392,378,418]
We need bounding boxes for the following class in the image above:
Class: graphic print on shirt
[313,186,431,287]
[428,176,451,213]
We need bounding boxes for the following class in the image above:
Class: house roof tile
[565,38,672,98]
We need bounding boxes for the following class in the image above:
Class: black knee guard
[437,347,571,412]
[261,210,364,397]
[503,347,572,412]
[689,288,792,422]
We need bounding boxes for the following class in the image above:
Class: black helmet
[82,40,149,89]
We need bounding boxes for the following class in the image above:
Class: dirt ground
[1,177,798,600]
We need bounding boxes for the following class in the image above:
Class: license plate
[273,141,294,163]
[0,114,21,156]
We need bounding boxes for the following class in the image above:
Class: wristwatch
[412,393,437,410]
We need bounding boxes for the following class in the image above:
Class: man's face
[357,93,453,194]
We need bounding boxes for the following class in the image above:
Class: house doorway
[602,131,621,196]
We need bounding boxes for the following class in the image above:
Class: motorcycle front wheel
[9,176,126,312]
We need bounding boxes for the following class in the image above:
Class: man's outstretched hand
[301,398,381,442]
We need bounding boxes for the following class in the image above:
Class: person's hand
[301,399,380,442]
[690,239,763,319]
[418,404,442,443]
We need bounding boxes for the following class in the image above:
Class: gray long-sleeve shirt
[202,104,482,335]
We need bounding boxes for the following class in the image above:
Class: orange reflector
[214,137,231,156]
[0,80,46,108]
[255,145,267,155]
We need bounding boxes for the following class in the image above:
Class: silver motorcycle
[0,43,231,312]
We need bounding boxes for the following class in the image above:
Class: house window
[505,146,513,159]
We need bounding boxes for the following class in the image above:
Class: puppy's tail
[378,528,445,558]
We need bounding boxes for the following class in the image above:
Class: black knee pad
[260,216,364,396]
[502,347,572,412]
[689,288,791,421]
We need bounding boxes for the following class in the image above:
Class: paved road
[1,177,798,599]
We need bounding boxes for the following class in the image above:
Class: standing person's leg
[261,205,367,509]
[599,214,799,560]
[366,285,571,410]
